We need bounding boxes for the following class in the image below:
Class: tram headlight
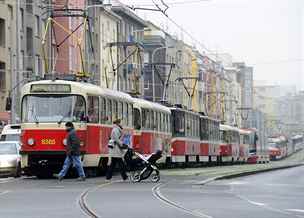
[27,138,35,146]
[63,139,67,146]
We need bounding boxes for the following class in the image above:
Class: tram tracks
[78,181,118,218]
[152,181,213,218]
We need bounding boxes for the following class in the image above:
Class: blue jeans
[58,155,85,178]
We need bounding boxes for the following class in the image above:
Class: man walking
[106,118,128,181]
[58,122,86,181]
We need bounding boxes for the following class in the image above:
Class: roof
[111,6,147,27]
[239,129,252,135]
[22,80,134,103]
[133,98,171,114]
[220,124,239,132]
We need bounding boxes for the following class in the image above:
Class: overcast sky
[121,0,303,90]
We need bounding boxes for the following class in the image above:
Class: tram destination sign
[30,84,71,93]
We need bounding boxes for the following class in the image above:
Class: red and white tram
[239,129,251,163]
[132,98,171,163]
[219,125,240,163]
[20,80,134,177]
[170,108,200,164]
[19,79,270,177]
[200,116,220,163]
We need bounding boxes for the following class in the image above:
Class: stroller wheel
[150,171,160,183]
[131,171,141,183]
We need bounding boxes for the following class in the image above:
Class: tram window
[133,108,141,130]
[100,97,106,124]
[163,113,166,132]
[112,100,118,121]
[150,110,154,130]
[165,114,168,133]
[146,110,150,129]
[128,104,133,128]
[154,112,158,131]
[88,96,99,123]
[123,102,128,126]
[173,110,185,136]
[159,113,162,132]
[162,113,165,132]
[118,101,123,125]
[107,99,112,124]
[142,109,147,129]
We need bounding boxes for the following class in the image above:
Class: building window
[26,27,33,55]
[0,19,5,47]
[35,15,40,37]
[20,50,24,70]
[26,0,33,14]
[20,8,24,32]
[144,52,149,64]
[0,62,5,90]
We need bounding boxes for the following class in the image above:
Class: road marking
[0,178,15,184]
[228,181,248,185]
[286,209,304,213]
[0,190,10,196]
[235,194,266,206]
[152,182,213,218]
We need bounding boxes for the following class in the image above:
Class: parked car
[0,141,21,177]
[0,124,21,142]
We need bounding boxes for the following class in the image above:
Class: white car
[0,141,21,177]
[0,124,21,142]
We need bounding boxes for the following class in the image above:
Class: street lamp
[151,46,173,102]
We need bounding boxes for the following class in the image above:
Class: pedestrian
[57,122,86,181]
[106,118,128,181]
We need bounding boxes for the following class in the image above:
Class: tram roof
[169,107,201,116]
[200,115,220,122]
[239,129,252,135]
[291,135,303,140]
[22,80,134,102]
[133,98,171,114]
[220,124,239,132]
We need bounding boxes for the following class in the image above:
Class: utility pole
[12,0,20,124]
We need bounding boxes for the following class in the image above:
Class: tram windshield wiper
[57,112,71,125]
[31,106,39,124]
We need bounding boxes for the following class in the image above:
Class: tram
[200,116,220,163]
[20,79,272,177]
[291,135,303,152]
[219,124,240,163]
[267,136,288,160]
[20,80,134,177]
[170,108,201,164]
[132,98,171,163]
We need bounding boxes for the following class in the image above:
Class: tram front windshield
[22,95,86,123]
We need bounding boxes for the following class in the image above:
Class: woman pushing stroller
[106,118,128,181]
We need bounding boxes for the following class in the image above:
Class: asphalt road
[0,166,303,218]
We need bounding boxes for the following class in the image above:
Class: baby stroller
[124,148,162,183]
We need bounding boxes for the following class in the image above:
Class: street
[0,165,303,218]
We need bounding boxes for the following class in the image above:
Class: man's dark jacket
[66,129,80,156]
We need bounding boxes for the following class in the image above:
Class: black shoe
[55,174,63,181]
[122,176,128,181]
[76,176,86,181]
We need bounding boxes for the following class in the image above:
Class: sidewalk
[161,149,304,178]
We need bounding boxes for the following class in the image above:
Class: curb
[195,163,304,185]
